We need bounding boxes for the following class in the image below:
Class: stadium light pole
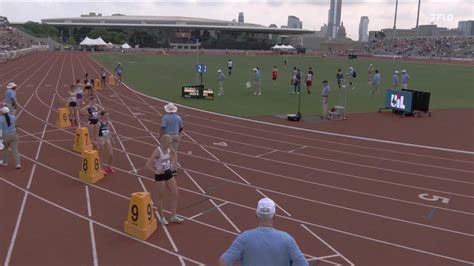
[415,0,421,37]
[393,0,399,37]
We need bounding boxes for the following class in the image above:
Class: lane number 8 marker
[418,193,450,204]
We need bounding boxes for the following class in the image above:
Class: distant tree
[22,21,59,38]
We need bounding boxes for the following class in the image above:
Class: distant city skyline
[0,0,472,40]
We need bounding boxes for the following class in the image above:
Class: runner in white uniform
[98,111,115,174]
[67,85,78,126]
[146,134,184,225]
[75,79,84,106]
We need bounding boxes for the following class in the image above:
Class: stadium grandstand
[42,13,315,50]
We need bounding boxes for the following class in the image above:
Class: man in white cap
[160,103,183,176]
[219,198,307,266]
[392,70,400,88]
[4,82,18,115]
[401,70,410,90]
[0,107,20,169]
[217,69,225,96]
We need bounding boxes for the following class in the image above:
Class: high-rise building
[238,12,244,23]
[288,15,302,29]
[359,16,369,42]
[327,0,342,38]
[458,20,474,36]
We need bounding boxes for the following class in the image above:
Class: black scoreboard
[182,85,214,100]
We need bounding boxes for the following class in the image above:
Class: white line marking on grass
[302,224,354,266]
[85,186,99,266]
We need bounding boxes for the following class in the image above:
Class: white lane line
[288,146,307,153]
[35,93,56,160]
[301,224,355,266]
[256,149,278,158]
[85,186,99,266]
[184,170,206,194]
[14,151,470,264]
[189,202,228,220]
[4,164,37,266]
[223,164,250,185]
[0,178,202,265]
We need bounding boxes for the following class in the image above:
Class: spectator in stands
[372,70,381,97]
[4,82,17,115]
[401,70,410,90]
[219,198,307,266]
[217,69,225,96]
[392,70,400,89]
[0,107,20,169]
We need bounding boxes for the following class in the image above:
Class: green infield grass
[94,53,474,117]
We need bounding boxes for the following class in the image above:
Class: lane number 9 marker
[418,193,450,204]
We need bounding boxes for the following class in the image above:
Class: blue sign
[196,64,207,73]
[385,89,413,113]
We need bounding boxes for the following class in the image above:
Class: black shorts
[69,102,77,107]
[88,119,99,125]
[85,86,92,90]
[155,169,173,182]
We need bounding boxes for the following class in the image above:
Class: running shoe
[16,164,21,169]
[159,217,169,225]
[106,166,116,173]
[170,215,184,223]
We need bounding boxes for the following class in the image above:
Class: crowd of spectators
[0,27,34,52]
[366,36,473,58]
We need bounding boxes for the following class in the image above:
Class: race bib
[91,111,98,118]
[161,160,171,171]
[101,129,110,137]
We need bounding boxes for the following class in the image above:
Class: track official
[4,82,18,115]
[161,103,183,176]
[0,107,20,169]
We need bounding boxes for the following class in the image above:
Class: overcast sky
[1,0,472,39]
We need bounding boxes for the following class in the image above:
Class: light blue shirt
[402,73,410,84]
[221,227,308,266]
[373,73,381,85]
[5,88,16,105]
[162,113,183,135]
[322,85,330,97]
[0,114,17,135]
[218,72,225,81]
[255,71,261,82]
[392,74,399,85]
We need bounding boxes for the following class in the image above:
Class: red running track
[1,52,473,266]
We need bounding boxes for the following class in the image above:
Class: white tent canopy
[270,44,295,50]
[121,43,131,49]
[79,36,108,46]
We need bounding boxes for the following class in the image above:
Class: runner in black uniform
[98,111,115,174]
[80,97,104,146]
[84,73,94,100]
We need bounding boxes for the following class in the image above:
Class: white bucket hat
[252,68,258,71]
[1,107,10,114]
[6,82,17,89]
[164,102,178,113]
[401,69,407,73]
[395,70,399,74]
[217,69,222,73]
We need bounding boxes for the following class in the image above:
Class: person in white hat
[401,69,410,90]
[0,107,21,169]
[4,82,18,115]
[217,69,225,96]
[392,70,400,89]
[219,198,307,266]
[161,102,183,176]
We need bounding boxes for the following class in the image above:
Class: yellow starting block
[57,108,71,128]
[124,192,157,240]
[73,127,93,153]
[94,79,102,91]
[107,75,117,86]
[79,150,105,184]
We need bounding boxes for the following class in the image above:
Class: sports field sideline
[1,52,473,265]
